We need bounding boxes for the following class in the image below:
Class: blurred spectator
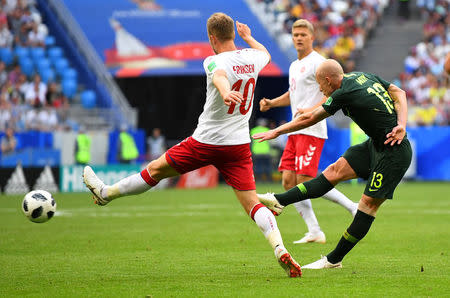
[0,20,13,47]
[404,48,421,73]
[75,126,91,165]
[8,63,21,84]
[46,81,69,108]
[117,125,139,163]
[0,94,11,131]
[0,61,8,86]
[250,118,272,182]
[27,20,44,47]
[24,74,47,108]
[7,7,22,35]
[14,22,28,46]
[37,106,58,131]
[20,5,33,30]
[0,5,7,25]
[147,127,165,161]
[0,126,16,155]
[15,73,27,96]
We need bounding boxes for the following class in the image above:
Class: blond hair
[207,12,235,42]
[292,19,314,34]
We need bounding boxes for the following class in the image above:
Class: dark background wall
[116,76,291,141]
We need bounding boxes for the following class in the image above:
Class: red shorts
[278,134,325,177]
[165,137,255,191]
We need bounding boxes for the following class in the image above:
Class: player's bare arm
[294,96,327,117]
[212,69,243,106]
[236,21,271,62]
[384,84,407,146]
[260,91,290,112]
[253,106,330,142]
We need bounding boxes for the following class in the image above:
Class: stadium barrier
[60,165,141,192]
[176,165,219,189]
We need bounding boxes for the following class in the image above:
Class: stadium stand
[246,0,389,71]
[0,0,120,166]
[395,0,449,126]
[0,0,78,133]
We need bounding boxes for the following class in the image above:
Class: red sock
[250,203,265,221]
[140,168,159,187]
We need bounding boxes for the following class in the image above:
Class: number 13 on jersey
[227,78,256,115]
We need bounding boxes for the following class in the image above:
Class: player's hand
[236,21,251,40]
[252,129,279,142]
[294,108,305,118]
[223,90,243,106]
[384,124,406,146]
[259,97,271,112]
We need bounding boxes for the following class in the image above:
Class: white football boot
[293,231,326,244]
[83,166,110,206]
[274,246,302,278]
[302,256,342,269]
[257,193,284,216]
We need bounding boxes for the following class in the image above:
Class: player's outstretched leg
[83,165,159,206]
[82,155,176,205]
[83,166,109,205]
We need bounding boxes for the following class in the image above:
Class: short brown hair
[292,19,314,34]
[207,12,235,42]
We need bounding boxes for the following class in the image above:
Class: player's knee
[147,160,163,179]
[324,162,340,177]
[324,159,353,182]
[360,196,384,215]
[324,163,344,183]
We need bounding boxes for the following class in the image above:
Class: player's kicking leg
[234,189,302,278]
[83,154,178,205]
[303,196,384,269]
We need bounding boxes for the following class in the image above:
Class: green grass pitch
[1,182,449,297]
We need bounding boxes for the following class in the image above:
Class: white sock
[322,188,357,214]
[252,206,284,250]
[293,199,321,234]
[102,173,151,200]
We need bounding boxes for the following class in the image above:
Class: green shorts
[342,138,412,199]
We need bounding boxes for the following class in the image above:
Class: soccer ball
[22,190,56,223]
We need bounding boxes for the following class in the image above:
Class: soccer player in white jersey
[83,12,302,278]
[259,19,357,244]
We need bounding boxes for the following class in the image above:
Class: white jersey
[288,51,327,139]
[193,49,270,145]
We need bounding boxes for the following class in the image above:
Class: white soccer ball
[22,190,56,223]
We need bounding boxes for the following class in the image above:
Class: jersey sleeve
[322,89,345,115]
[203,55,223,78]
